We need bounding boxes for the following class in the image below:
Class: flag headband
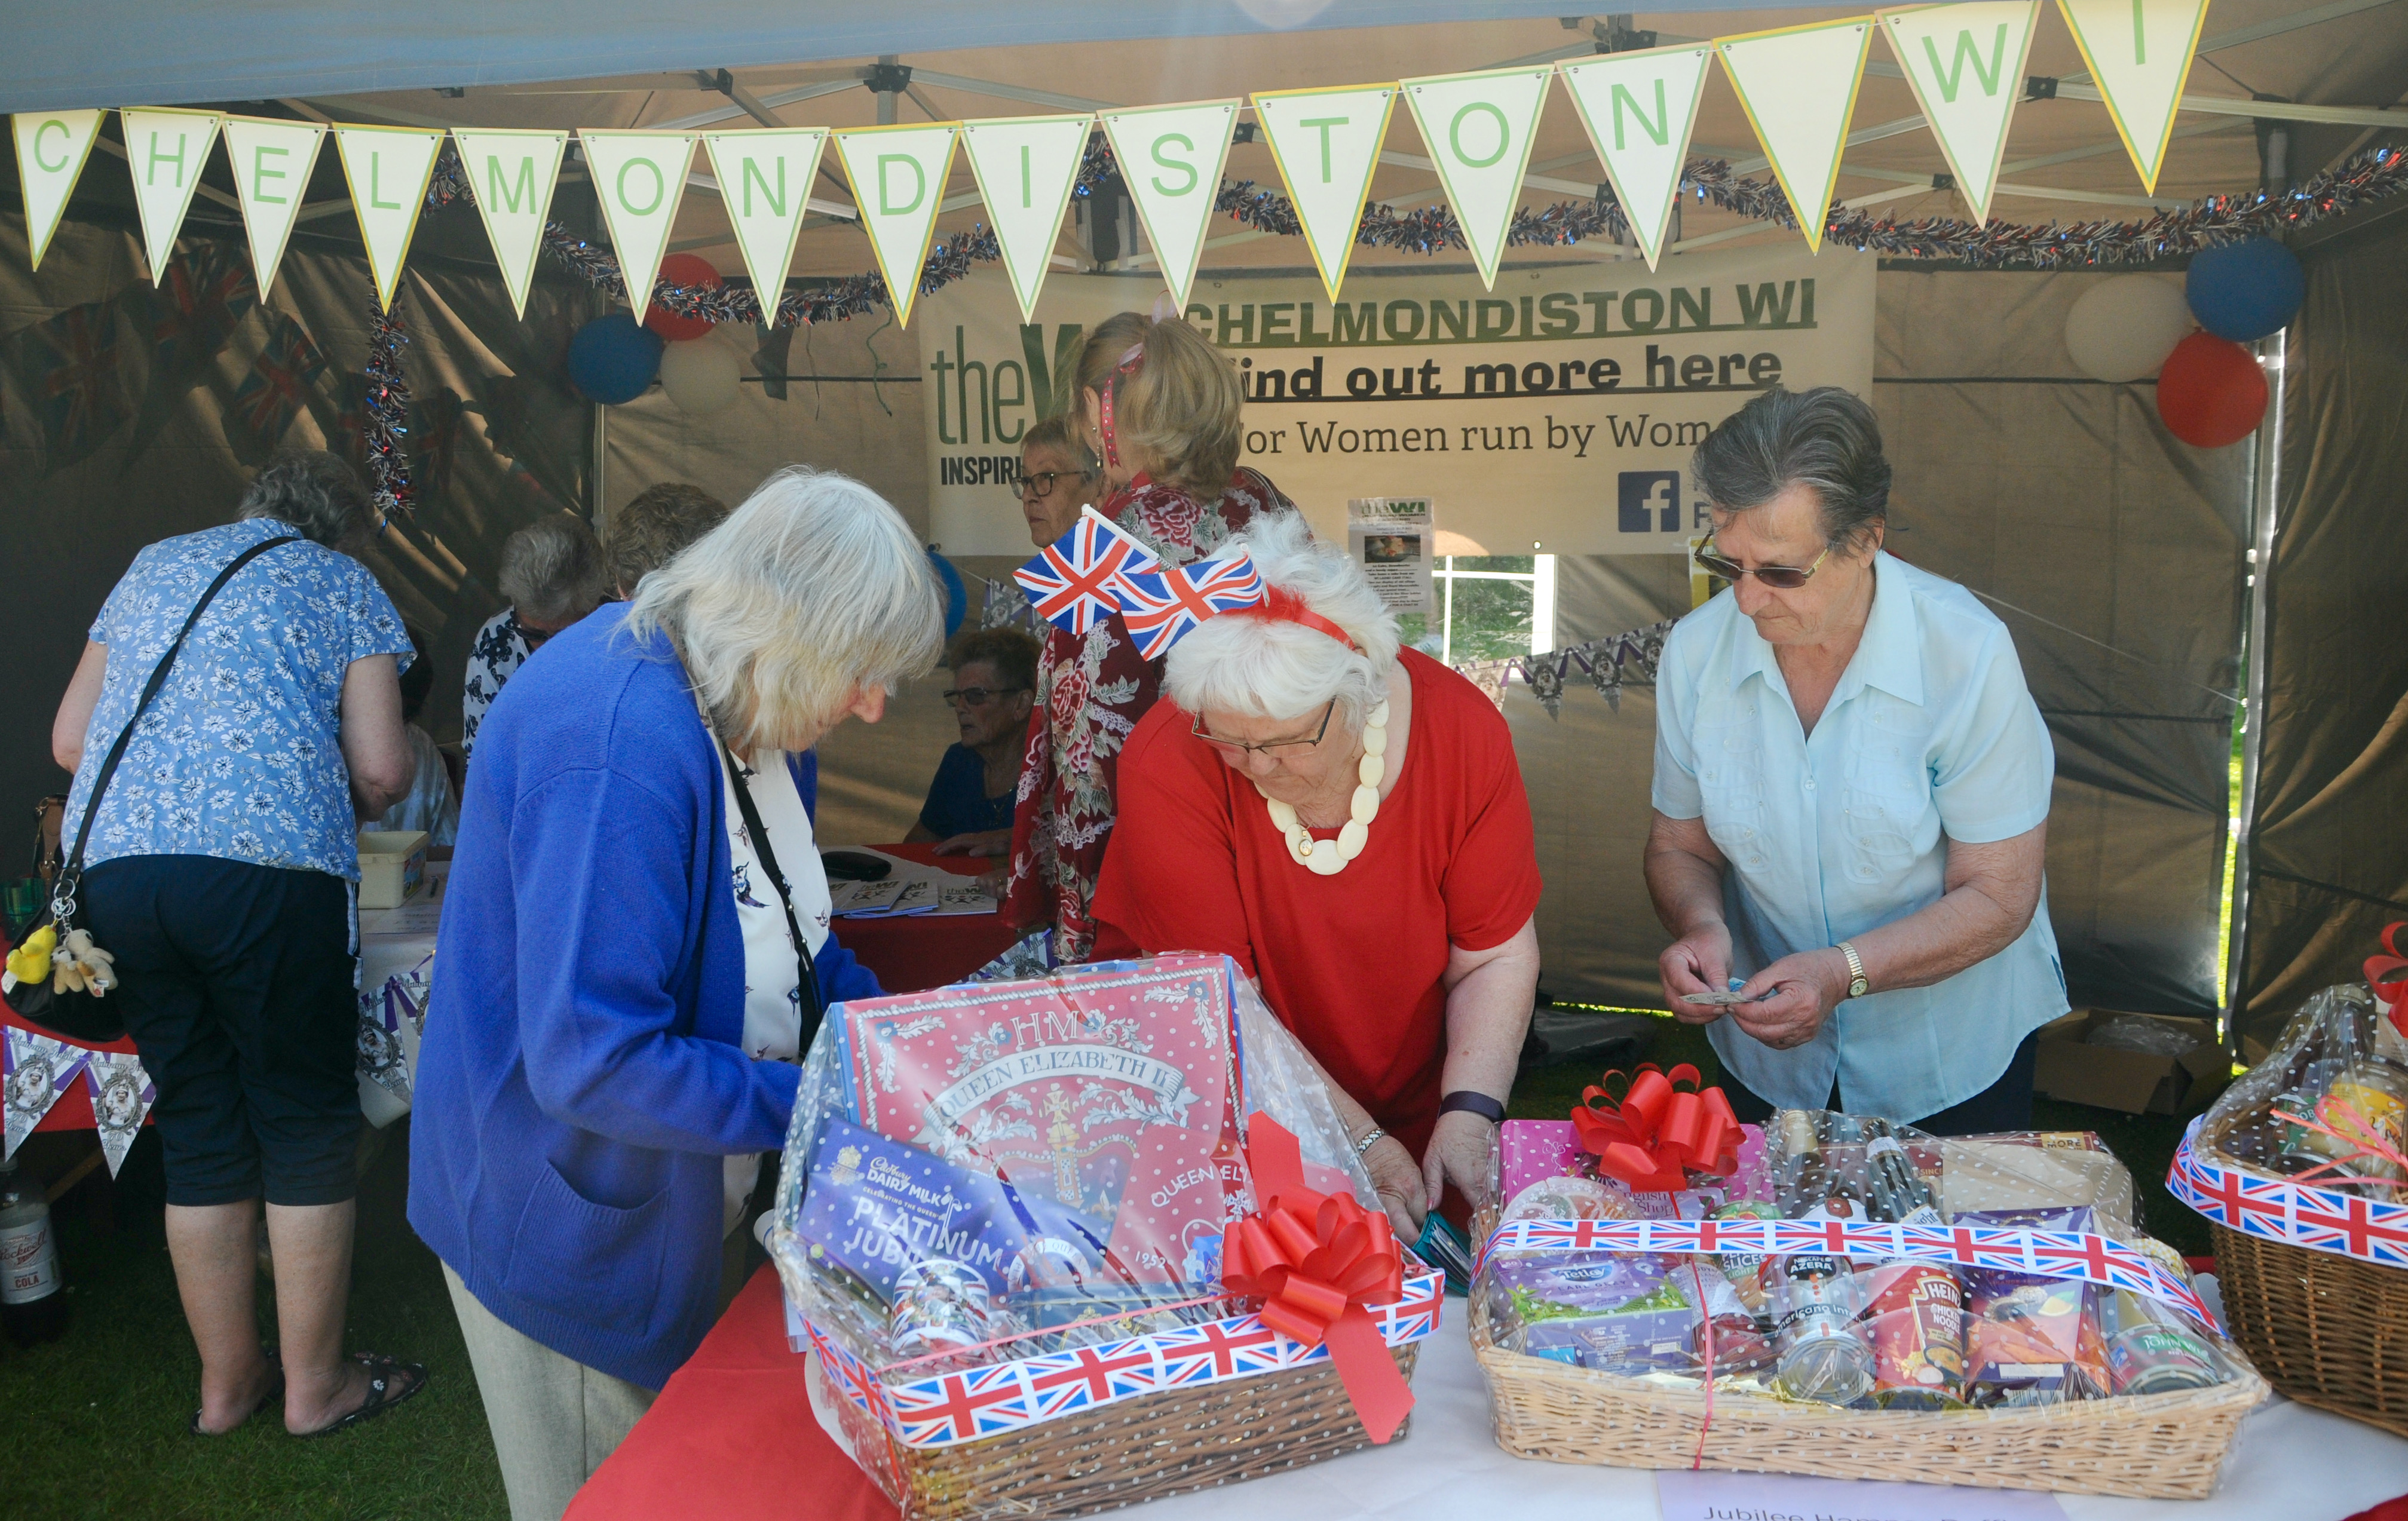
[1236,586,1362,655]
[1015,511,1362,660]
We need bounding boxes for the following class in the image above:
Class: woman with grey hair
[1646,385,2064,1135]
[408,466,935,1519]
[48,449,424,1436]
[1093,512,1541,1243]
[460,512,608,762]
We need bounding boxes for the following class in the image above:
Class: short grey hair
[1163,512,1398,733]
[497,514,608,624]
[624,466,945,755]
[237,450,374,548]
[1690,386,1892,553]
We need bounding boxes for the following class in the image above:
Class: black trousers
[1717,1031,2041,1138]
[81,855,361,1207]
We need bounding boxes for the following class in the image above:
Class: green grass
[1509,1011,2210,1258]
[0,1124,507,1521]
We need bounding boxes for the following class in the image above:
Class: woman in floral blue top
[49,452,428,1439]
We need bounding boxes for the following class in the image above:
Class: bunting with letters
[701,128,828,315]
[1716,19,1876,253]
[450,127,569,318]
[118,108,222,283]
[1558,45,1712,269]
[12,109,102,271]
[1252,84,1397,300]
[2057,0,2213,194]
[578,130,696,323]
[1883,1,2043,223]
[831,122,960,328]
[957,114,1092,321]
[1099,101,1242,312]
[1398,66,1552,289]
[334,125,445,311]
[222,116,326,298]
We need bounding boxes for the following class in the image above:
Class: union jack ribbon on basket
[2168,1118,2408,1269]
[1479,1216,2218,1332]
[799,1268,1442,1451]
[1012,508,1163,636]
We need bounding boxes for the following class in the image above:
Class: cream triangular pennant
[13,109,103,271]
[700,128,827,323]
[831,124,960,329]
[450,128,568,320]
[1557,45,1712,270]
[3,1027,90,1161]
[119,108,222,284]
[222,116,328,298]
[1883,2,2042,223]
[1717,19,1876,254]
[1398,66,1554,290]
[957,114,1092,322]
[579,130,697,324]
[1097,101,1240,311]
[81,1049,155,1178]
[1252,85,1396,302]
[333,125,445,312]
[2057,0,2211,194]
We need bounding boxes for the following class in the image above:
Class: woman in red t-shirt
[1093,513,1542,1238]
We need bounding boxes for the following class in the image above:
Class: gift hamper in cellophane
[765,954,1441,1521]
[1470,1084,2265,1500]
[2167,941,2408,1436]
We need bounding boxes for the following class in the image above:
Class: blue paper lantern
[927,548,967,638]
[2186,238,2305,343]
[568,312,664,405]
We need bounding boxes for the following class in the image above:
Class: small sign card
[1655,1470,2070,1521]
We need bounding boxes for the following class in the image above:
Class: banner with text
[918,246,1874,556]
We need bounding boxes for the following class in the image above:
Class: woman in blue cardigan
[409,467,943,1520]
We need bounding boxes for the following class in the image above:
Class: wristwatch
[1439,1090,1506,1124]
[1837,941,1870,999]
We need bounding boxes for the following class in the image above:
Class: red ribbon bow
[1571,1063,1741,1192]
[2366,922,2408,1039]
[1219,1115,1413,1443]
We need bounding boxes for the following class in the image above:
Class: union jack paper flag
[2171,1123,2408,1268]
[1013,508,1162,636]
[1114,553,1269,660]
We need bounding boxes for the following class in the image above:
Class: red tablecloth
[823,842,1019,993]
[566,1264,895,1521]
[1,1002,139,1134]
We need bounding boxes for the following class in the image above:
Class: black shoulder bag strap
[53,534,302,921]
[717,743,826,1050]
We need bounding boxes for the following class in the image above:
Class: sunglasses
[1191,700,1335,759]
[1692,534,1834,590]
[942,686,1029,708]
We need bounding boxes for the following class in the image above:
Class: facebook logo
[1618,471,1680,533]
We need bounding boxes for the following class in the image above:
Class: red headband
[1233,585,1362,654]
[1096,342,1145,473]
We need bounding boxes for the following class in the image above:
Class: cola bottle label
[1,1216,60,1305]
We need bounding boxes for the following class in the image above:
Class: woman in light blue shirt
[1646,387,2066,1134]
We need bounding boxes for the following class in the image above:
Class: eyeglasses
[1015,471,1090,501]
[1691,535,1833,590]
[1190,700,1335,759]
[941,686,1029,708]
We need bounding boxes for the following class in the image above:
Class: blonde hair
[624,467,943,754]
[1162,513,1398,732]
[1077,313,1245,498]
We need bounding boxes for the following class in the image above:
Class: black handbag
[5,535,300,1044]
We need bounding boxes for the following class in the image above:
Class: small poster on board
[1348,496,1435,614]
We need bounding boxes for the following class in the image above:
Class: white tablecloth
[1128,1299,2408,1521]
[355,861,445,1127]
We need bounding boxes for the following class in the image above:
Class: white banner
[1398,66,1553,290]
[579,130,696,323]
[1717,20,1875,254]
[223,116,326,298]
[452,127,568,318]
[120,108,221,283]
[1098,100,1240,312]
[1252,84,1398,300]
[918,245,1875,557]
[11,108,102,271]
[1883,1,2042,223]
[2058,0,2211,194]
[702,128,828,316]
[1557,45,1713,271]
[957,114,1091,323]
[334,124,445,311]
[832,124,960,329]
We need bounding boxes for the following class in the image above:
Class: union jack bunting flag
[5,299,133,470]
[1114,553,1269,660]
[889,1363,1037,1445]
[1013,510,1162,636]
[226,314,329,464]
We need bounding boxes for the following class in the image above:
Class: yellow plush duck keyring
[5,923,57,989]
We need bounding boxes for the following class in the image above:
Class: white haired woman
[1092,514,1541,1240]
[408,467,938,1520]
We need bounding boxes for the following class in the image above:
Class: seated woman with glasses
[1093,513,1540,1241]
[1005,315,1297,965]
[906,627,1040,857]
[1648,386,2064,1137]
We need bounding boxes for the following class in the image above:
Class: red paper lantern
[2156,332,2268,449]
[644,254,722,342]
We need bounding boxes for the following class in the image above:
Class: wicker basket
[2211,1220,2408,1437]
[823,1344,1417,1521]
[1469,1274,2266,1499]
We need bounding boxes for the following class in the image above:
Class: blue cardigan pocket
[504,1161,672,1336]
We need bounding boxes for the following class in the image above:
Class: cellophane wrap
[1479,1111,2247,1410]
[2196,982,2408,1194]
[766,953,1379,1384]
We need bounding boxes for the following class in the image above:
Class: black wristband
[1438,1090,1505,1124]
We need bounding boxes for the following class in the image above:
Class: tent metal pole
[2225,327,2288,1045]
[592,401,609,533]
[874,56,900,127]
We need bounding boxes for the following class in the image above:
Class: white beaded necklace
[1254,700,1389,876]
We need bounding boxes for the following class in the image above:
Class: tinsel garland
[1456,620,1676,717]
[362,296,413,516]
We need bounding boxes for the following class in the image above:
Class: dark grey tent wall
[2239,206,2408,1055]
[1518,266,2247,1016]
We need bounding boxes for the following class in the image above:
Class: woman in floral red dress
[1002,311,1297,962]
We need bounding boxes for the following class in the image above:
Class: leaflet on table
[829,876,997,919]
[832,955,1249,1287]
